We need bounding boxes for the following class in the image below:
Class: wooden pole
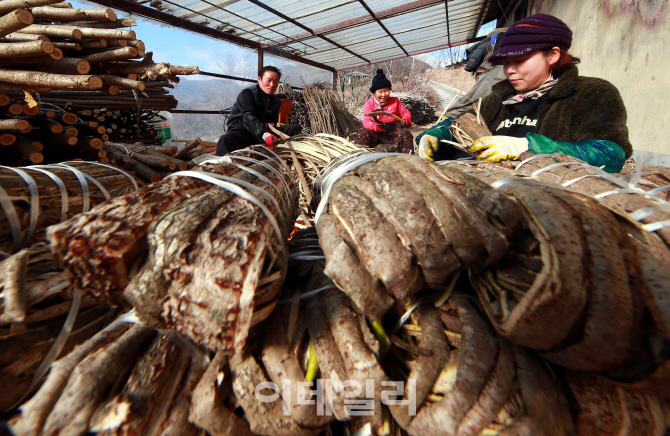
[332,70,337,92]
[0,0,62,16]
[79,38,107,49]
[0,69,102,89]
[17,24,82,39]
[173,137,201,159]
[30,7,117,22]
[0,32,48,41]
[11,136,43,163]
[126,40,144,51]
[98,74,145,90]
[52,42,81,51]
[66,18,137,29]
[28,58,90,74]
[0,47,62,66]
[80,46,138,63]
[258,46,263,74]
[0,40,54,58]
[0,9,34,39]
[0,119,30,131]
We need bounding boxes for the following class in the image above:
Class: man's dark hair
[258,65,281,80]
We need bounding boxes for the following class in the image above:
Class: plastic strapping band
[45,163,91,212]
[27,167,69,223]
[131,89,141,119]
[314,152,406,225]
[57,163,111,202]
[649,184,670,196]
[0,185,23,253]
[515,153,562,171]
[642,220,670,232]
[226,155,293,211]
[7,287,81,412]
[167,171,289,283]
[288,250,323,259]
[278,284,337,304]
[530,161,583,177]
[595,188,649,199]
[76,161,139,190]
[561,174,603,187]
[629,207,663,221]
[1,166,39,248]
[392,294,440,335]
[230,162,291,219]
[619,171,660,181]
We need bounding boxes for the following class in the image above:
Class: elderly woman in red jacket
[356,69,413,153]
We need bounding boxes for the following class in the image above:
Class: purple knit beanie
[488,14,572,63]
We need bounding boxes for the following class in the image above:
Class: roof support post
[333,70,338,92]
[258,46,263,74]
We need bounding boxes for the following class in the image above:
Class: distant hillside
[168,78,247,141]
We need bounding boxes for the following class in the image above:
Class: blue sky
[71,0,496,75]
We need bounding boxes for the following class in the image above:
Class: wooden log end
[9,103,23,115]
[151,173,161,183]
[105,9,117,22]
[17,8,34,25]
[97,126,106,135]
[0,94,9,106]
[73,29,82,39]
[116,39,127,47]
[77,60,90,74]
[62,112,78,124]
[127,73,137,80]
[41,40,55,54]
[45,110,55,117]
[51,47,63,60]
[31,141,43,151]
[22,104,39,116]
[28,152,43,163]
[0,133,16,145]
[51,124,63,133]
[89,138,103,149]
[66,135,77,145]
[15,119,29,131]
[65,127,77,136]
[89,76,103,89]
[179,161,187,171]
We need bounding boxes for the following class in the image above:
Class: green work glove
[418,135,440,162]
[471,136,529,162]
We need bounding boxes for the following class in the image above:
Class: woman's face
[503,47,560,92]
[374,88,391,103]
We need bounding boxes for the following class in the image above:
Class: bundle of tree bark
[102,138,208,184]
[0,161,141,255]
[303,85,361,137]
[283,91,312,134]
[395,94,437,125]
[47,145,299,354]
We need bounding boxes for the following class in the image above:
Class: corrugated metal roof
[90,0,509,71]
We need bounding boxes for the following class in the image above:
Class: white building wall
[529,0,670,166]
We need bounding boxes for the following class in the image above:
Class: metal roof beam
[336,36,484,70]
[266,0,449,48]
[445,1,451,47]
[472,0,491,38]
[84,0,336,72]
[245,0,370,64]
[356,0,408,55]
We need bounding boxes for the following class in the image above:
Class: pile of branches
[303,85,361,137]
[0,161,140,255]
[395,93,437,125]
[283,91,312,134]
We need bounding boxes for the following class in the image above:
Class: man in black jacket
[216,66,302,156]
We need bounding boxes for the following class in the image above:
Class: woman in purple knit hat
[420,14,632,172]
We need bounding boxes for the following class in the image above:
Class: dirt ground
[424,66,476,92]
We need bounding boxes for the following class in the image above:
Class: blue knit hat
[369,69,392,93]
[488,14,572,63]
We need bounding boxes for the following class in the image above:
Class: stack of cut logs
[102,138,205,183]
[395,93,437,125]
[0,0,198,166]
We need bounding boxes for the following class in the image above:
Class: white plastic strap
[167,171,289,283]
[515,153,562,171]
[314,152,406,225]
[56,163,111,202]
[629,206,663,221]
[561,174,603,187]
[78,161,139,190]
[0,166,39,248]
[0,185,23,253]
[230,161,291,217]
[26,167,69,223]
[649,184,670,196]
[595,188,649,199]
[642,220,670,232]
[34,163,90,212]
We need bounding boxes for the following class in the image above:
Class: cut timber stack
[0,0,199,166]
[396,94,437,125]
[102,139,205,184]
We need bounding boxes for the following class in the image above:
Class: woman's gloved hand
[470,136,529,162]
[418,134,440,162]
